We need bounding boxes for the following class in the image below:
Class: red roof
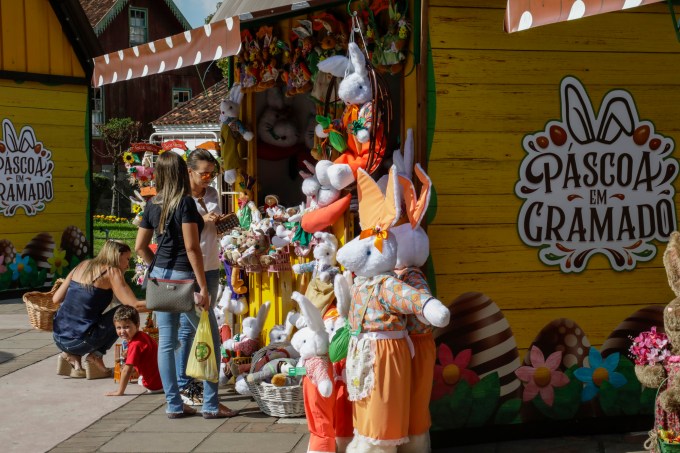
[78,0,118,28]
[152,78,229,126]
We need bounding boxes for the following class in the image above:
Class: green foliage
[467,373,500,427]
[532,365,582,420]
[599,356,640,416]
[430,373,501,430]
[495,398,521,424]
[91,173,112,213]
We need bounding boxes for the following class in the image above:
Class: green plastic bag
[186,310,218,383]
[329,321,350,363]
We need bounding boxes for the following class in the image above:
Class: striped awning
[91,17,241,87]
[505,0,665,33]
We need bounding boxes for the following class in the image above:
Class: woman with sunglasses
[175,149,226,406]
[136,151,237,419]
[52,240,147,379]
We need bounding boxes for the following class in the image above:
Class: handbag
[144,209,195,313]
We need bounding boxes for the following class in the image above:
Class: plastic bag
[186,310,218,383]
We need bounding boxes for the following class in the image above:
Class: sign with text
[0,119,54,216]
[515,77,678,272]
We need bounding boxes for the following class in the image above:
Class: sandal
[167,404,197,419]
[85,356,112,380]
[57,353,84,377]
[203,403,239,419]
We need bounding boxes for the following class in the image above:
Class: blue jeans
[176,269,220,390]
[151,266,222,415]
[53,306,120,358]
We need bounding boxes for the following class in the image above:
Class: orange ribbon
[359,228,389,253]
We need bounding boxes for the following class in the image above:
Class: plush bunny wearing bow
[336,166,449,453]
[315,43,386,191]
[220,84,254,184]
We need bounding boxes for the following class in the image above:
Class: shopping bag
[186,310,219,383]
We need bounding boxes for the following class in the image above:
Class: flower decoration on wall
[629,326,670,366]
[574,348,626,401]
[47,249,67,276]
[0,261,6,274]
[515,346,569,407]
[9,256,32,281]
[432,345,479,400]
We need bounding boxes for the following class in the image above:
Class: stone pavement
[0,299,654,452]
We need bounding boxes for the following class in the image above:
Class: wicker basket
[22,279,65,331]
[247,342,305,418]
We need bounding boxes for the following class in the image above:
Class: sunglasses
[193,170,217,181]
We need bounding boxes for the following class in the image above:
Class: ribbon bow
[359,228,389,253]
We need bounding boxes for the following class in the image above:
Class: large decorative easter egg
[435,292,521,398]
[21,232,55,273]
[0,239,16,266]
[600,305,664,359]
[61,225,90,262]
[525,318,590,369]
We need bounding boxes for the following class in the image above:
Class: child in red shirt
[106,306,163,395]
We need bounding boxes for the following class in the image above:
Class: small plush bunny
[293,232,340,283]
[336,166,449,453]
[223,301,270,356]
[299,160,351,233]
[315,42,386,190]
[220,84,254,184]
[291,291,336,453]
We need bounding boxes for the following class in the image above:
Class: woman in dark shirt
[52,240,146,379]
[135,151,237,419]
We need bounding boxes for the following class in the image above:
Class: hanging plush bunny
[220,83,254,184]
[336,166,450,453]
[315,42,387,191]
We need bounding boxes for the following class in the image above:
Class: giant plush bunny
[315,42,386,191]
[390,131,436,453]
[291,291,336,453]
[220,83,254,184]
[336,166,450,453]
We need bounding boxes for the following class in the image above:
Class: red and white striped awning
[91,17,241,87]
[505,0,664,33]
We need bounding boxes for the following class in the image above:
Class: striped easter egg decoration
[600,305,664,359]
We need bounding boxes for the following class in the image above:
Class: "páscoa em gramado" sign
[0,119,54,216]
[515,77,678,272]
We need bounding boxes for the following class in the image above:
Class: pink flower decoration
[0,262,6,274]
[515,346,569,407]
[629,327,670,366]
[432,344,480,401]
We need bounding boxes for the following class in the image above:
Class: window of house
[172,88,191,108]
[92,87,104,136]
[129,7,148,46]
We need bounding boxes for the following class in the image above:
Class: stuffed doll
[389,132,436,453]
[236,176,261,231]
[336,166,450,453]
[220,84,254,184]
[291,291,336,453]
[246,357,299,385]
[224,301,271,356]
[300,160,351,234]
[315,43,387,191]
[638,232,680,451]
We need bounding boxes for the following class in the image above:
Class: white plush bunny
[299,160,341,210]
[220,83,254,184]
[315,42,386,191]
[292,231,340,284]
[217,283,248,316]
[223,302,270,357]
[291,291,337,453]
[336,166,449,453]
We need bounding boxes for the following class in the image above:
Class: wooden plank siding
[427,1,680,352]
[0,81,88,252]
[0,0,84,78]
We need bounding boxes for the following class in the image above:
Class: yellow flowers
[94,215,130,224]
[659,429,680,444]
[123,152,135,164]
[131,204,142,214]
[47,249,67,275]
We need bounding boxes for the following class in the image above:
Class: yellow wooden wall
[0,80,88,251]
[427,1,680,355]
[0,0,84,77]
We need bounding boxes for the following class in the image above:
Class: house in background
[78,0,222,169]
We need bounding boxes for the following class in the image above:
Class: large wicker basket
[247,342,305,418]
[22,279,64,331]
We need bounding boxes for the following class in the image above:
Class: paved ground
[0,299,655,452]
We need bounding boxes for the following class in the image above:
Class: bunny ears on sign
[357,166,401,252]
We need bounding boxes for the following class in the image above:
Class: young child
[106,306,163,396]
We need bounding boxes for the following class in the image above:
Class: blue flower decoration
[574,347,627,402]
[8,255,32,281]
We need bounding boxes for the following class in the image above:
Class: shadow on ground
[0,350,16,364]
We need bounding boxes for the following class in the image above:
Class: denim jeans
[53,305,120,358]
[151,266,221,415]
[176,269,220,390]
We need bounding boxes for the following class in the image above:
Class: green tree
[94,118,141,216]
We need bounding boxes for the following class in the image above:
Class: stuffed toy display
[309,13,348,104]
[315,42,387,190]
[236,176,261,230]
[389,132,436,453]
[300,160,351,234]
[246,357,299,385]
[220,84,254,185]
[223,301,271,358]
[335,166,450,453]
[638,232,680,451]
[291,291,336,453]
[360,0,410,74]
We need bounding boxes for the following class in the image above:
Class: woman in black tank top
[52,240,146,379]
